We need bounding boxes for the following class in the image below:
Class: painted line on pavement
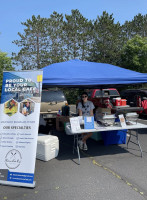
[81,150,147,198]
[60,140,147,198]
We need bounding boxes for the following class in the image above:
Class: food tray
[125,112,138,124]
[97,114,116,126]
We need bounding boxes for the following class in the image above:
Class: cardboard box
[56,116,70,131]
[95,107,111,114]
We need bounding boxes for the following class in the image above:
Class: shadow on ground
[50,130,129,162]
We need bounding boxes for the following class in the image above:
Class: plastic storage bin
[91,132,102,141]
[101,130,127,146]
[97,114,116,126]
[125,112,138,125]
[37,134,59,161]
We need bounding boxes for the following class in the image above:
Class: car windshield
[95,89,119,97]
[41,91,66,102]
[95,90,102,97]
[106,90,119,96]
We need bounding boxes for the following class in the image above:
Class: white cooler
[37,134,59,161]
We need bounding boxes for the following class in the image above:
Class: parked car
[86,88,120,108]
[76,88,120,111]
[40,89,68,122]
[120,89,147,115]
[87,88,120,99]
[88,88,120,98]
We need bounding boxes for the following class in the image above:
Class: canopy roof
[42,59,147,88]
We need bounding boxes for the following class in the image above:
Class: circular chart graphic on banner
[5,149,22,169]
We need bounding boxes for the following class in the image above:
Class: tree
[90,11,123,65]
[122,14,147,40]
[121,35,147,72]
[12,10,147,72]
[46,12,65,63]
[132,14,147,37]
[0,51,14,95]
[64,9,92,60]
[12,15,50,70]
[63,88,83,104]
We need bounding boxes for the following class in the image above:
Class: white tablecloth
[65,122,147,135]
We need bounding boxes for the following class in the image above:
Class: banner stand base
[0,180,36,188]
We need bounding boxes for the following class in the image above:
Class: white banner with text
[0,70,43,186]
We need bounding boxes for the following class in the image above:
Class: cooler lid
[126,112,138,117]
[38,134,58,145]
[102,114,116,119]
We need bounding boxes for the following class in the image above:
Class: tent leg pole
[76,134,80,165]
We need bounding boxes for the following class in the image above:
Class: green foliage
[63,88,83,104]
[46,12,65,63]
[64,9,93,60]
[122,14,147,39]
[9,10,147,101]
[12,15,51,69]
[0,51,14,95]
[121,35,147,72]
[89,11,123,65]
[12,10,147,75]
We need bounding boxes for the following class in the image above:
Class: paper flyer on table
[84,116,94,129]
[70,117,81,132]
[78,116,83,124]
[119,114,126,127]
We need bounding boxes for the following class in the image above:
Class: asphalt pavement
[1,110,147,200]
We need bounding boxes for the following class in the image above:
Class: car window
[87,91,93,97]
[95,90,102,97]
[95,89,119,97]
[121,91,134,97]
[141,91,147,97]
[102,90,110,96]
[128,91,137,97]
[138,91,147,100]
[126,91,134,97]
[141,90,147,96]
[41,91,66,102]
[120,91,127,96]
[108,90,119,96]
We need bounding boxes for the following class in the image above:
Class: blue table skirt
[101,129,127,146]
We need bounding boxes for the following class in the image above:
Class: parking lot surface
[0,117,147,200]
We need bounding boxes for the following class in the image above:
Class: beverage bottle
[62,103,70,116]
[65,103,70,116]
[57,110,61,116]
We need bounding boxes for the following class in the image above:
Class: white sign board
[84,116,94,129]
[0,71,43,187]
[119,114,126,128]
[70,117,81,132]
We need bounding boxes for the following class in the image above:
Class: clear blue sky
[0,0,147,58]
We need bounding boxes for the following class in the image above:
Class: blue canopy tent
[42,59,147,88]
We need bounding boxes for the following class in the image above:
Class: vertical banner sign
[0,70,43,187]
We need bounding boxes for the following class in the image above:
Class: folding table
[65,122,147,164]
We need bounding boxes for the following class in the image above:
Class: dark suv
[120,89,147,114]
[40,89,67,121]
